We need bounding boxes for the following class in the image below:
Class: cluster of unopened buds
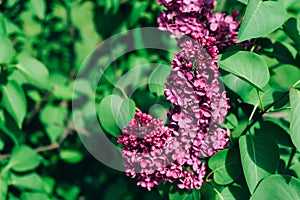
[117,0,241,191]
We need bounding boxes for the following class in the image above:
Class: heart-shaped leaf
[238,0,287,42]
[219,51,269,90]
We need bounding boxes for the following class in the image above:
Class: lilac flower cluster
[165,38,230,159]
[157,0,240,52]
[117,111,207,191]
[117,0,235,191]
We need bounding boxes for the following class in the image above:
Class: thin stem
[240,90,289,136]
[292,80,300,88]
[249,104,258,121]
[257,90,264,111]
[0,118,74,161]
[205,170,214,182]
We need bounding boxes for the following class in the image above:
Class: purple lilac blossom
[117,111,207,191]
[117,0,233,191]
[157,0,240,52]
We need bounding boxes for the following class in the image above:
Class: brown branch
[25,93,52,125]
[0,118,74,161]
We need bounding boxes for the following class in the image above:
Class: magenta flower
[118,0,233,191]
[157,0,241,52]
[117,111,208,191]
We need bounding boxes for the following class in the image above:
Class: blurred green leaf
[59,149,83,164]
[8,145,42,172]
[21,192,49,200]
[40,104,67,126]
[0,36,14,63]
[0,13,6,36]
[49,73,73,100]
[208,148,242,185]
[30,0,46,19]
[290,88,300,151]
[238,0,287,42]
[16,57,50,90]
[239,134,279,194]
[237,0,248,4]
[0,179,8,200]
[40,104,67,142]
[0,138,4,151]
[1,80,27,128]
[149,64,170,96]
[11,173,45,192]
[219,51,269,90]
[250,175,300,200]
[115,98,135,129]
[97,95,135,137]
[128,1,148,27]
[56,184,80,200]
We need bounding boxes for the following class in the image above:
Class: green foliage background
[0,0,300,199]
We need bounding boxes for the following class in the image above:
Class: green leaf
[258,121,293,147]
[221,73,253,97]
[0,138,4,151]
[272,42,296,65]
[128,1,148,27]
[238,0,287,42]
[250,175,300,200]
[149,64,170,96]
[283,18,300,50]
[8,145,42,172]
[59,149,84,164]
[10,173,45,192]
[208,148,242,185]
[1,80,27,128]
[0,36,14,63]
[169,188,200,200]
[239,134,279,194]
[219,51,269,90]
[21,192,49,200]
[0,13,6,36]
[290,88,300,151]
[201,182,249,200]
[115,98,135,129]
[30,0,46,19]
[40,104,67,143]
[237,0,248,4]
[49,72,74,100]
[270,65,300,91]
[97,95,135,137]
[0,179,8,200]
[40,104,67,126]
[16,57,50,90]
[242,85,275,108]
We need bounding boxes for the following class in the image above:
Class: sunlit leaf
[1,81,27,128]
[238,0,287,42]
[8,145,42,172]
[219,51,269,90]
